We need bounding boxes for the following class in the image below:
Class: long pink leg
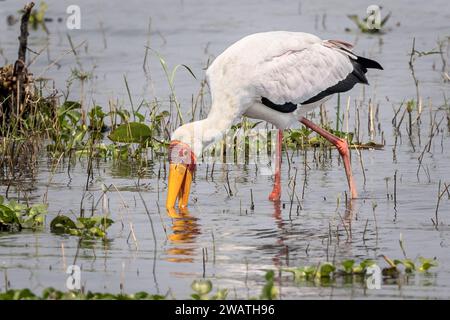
[269,129,282,201]
[300,117,358,199]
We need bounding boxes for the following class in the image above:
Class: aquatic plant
[109,122,155,144]
[27,1,49,33]
[190,280,228,300]
[0,196,48,231]
[283,256,438,285]
[0,280,229,300]
[346,10,391,34]
[259,270,278,300]
[0,255,440,300]
[2,2,385,185]
[283,126,382,150]
[50,214,114,239]
[148,48,197,125]
[0,287,166,300]
[384,256,439,274]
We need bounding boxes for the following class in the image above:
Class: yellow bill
[166,163,194,212]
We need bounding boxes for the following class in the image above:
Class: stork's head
[166,123,201,212]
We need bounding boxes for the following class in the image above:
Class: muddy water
[0,0,450,299]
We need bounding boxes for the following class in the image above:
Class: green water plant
[0,287,166,300]
[283,257,437,285]
[283,127,381,150]
[417,257,439,272]
[50,214,114,239]
[108,122,153,144]
[260,270,278,300]
[190,280,228,300]
[386,256,438,274]
[88,105,108,133]
[28,1,49,33]
[148,48,197,125]
[346,10,391,34]
[0,257,440,301]
[0,196,47,231]
[47,101,87,155]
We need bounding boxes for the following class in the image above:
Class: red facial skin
[168,140,197,171]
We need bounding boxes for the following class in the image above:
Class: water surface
[0,0,449,299]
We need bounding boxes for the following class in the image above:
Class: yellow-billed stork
[166,31,382,212]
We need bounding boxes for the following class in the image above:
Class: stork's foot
[268,187,281,201]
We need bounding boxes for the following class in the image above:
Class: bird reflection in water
[270,198,356,268]
[271,200,288,268]
[166,207,200,263]
[342,199,355,236]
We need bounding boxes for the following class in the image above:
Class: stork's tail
[324,39,383,70]
[356,55,383,70]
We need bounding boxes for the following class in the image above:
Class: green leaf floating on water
[418,257,438,272]
[393,259,416,273]
[352,259,375,274]
[50,215,77,233]
[0,204,20,225]
[317,262,336,278]
[191,280,213,296]
[341,259,355,274]
[50,215,113,238]
[108,122,152,143]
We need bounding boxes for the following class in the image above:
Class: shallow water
[0,0,450,299]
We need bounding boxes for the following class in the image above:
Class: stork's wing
[255,40,369,106]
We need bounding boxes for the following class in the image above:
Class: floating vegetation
[283,256,438,286]
[381,255,439,275]
[50,215,114,239]
[0,272,280,300]
[190,280,228,300]
[0,196,47,231]
[346,10,392,34]
[0,287,166,300]
[345,12,391,34]
[345,7,394,33]
[0,258,438,300]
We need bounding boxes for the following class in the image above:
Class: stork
[166,31,382,211]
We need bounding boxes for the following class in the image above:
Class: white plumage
[166,31,382,208]
[207,32,353,105]
[173,31,372,150]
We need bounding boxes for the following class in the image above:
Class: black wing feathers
[300,56,382,105]
[261,97,297,113]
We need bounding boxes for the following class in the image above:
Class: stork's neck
[171,114,231,158]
